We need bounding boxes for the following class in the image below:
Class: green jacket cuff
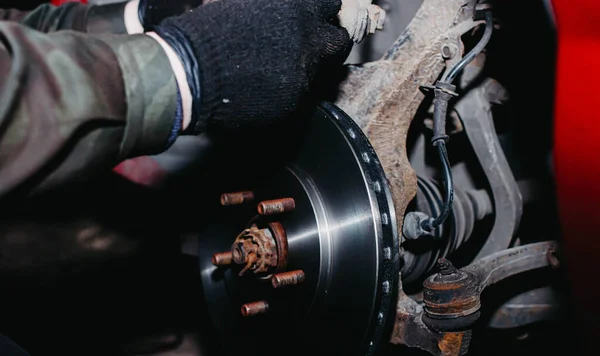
[100,34,178,159]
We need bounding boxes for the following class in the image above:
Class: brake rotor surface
[198,102,399,356]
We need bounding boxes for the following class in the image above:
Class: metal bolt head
[441,44,457,59]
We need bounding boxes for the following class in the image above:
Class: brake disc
[198,102,399,356]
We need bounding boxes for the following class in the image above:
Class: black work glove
[152,0,353,134]
[138,0,204,31]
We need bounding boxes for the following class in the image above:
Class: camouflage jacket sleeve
[0,1,129,34]
[0,22,177,198]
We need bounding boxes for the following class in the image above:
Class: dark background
[2,0,44,10]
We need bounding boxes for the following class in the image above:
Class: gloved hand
[137,0,203,31]
[151,0,353,134]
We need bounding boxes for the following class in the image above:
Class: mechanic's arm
[0,1,132,34]
[0,22,184,197]
[0,0,202,35]
[0,0,351,198]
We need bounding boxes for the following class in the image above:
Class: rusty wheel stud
[271,270,305,288]
[241,301,269,317]
[220,191,254,206]
[212,251,233,266]
[257,198,296,216]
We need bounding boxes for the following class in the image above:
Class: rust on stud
[220,191,255,206]
[271,270,305,288]
[212,251,233,266]
[241,301,269,317]
[257,198,296,216]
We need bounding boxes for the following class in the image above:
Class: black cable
[422,141,454,232]
[442,11,494,83]
[420,10,493,233]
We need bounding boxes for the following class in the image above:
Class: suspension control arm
[391,242,558,356]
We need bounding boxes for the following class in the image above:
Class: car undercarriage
[0,0,586,355]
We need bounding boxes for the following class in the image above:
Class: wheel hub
[198,103,400,356]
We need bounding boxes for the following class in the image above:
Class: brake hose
[421,141,454,231]
[442,11,494,84]
[404,10,494,239]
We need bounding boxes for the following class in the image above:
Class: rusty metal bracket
[390,278,441,355]
[336,0,477,242]
[391,242,558,356]
[454,78,523,259]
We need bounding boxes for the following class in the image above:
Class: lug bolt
[257,198,296,216]
[220,191,254,206]
[241,301,269,317]
[271,270,305,288]
[441,44,457,59]
[212,251,233,266]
